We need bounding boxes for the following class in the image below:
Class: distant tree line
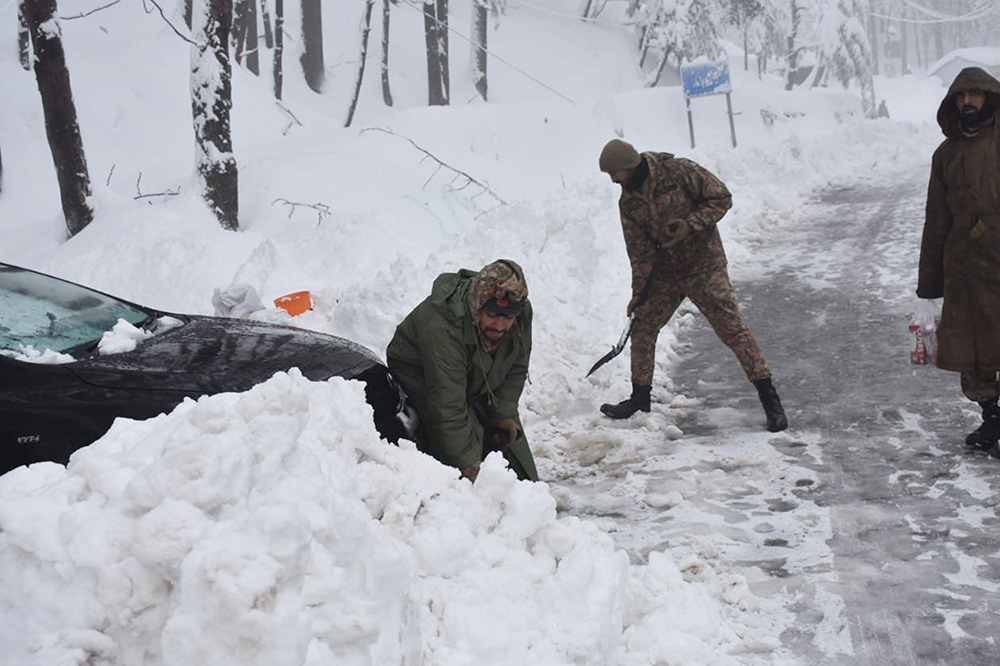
[589,0,1000,119]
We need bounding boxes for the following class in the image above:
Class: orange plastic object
[274,291,312,316]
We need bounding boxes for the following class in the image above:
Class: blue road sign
[681,61,732,99]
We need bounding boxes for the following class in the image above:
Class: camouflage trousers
[630,266,771,387]
[961,370,1000,402]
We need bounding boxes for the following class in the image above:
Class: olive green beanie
[598,139,641,173]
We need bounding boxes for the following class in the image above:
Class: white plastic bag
[212,283,266,319]
[909,299,941,365]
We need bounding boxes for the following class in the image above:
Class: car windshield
[0,265,151,354]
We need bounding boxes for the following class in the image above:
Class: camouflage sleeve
[677,158,733,233]
[620,199,657,298]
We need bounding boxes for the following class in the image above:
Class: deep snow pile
[0,373,786,665]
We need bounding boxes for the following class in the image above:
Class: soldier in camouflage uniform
[597,139,788,432]
[387,259,537,481]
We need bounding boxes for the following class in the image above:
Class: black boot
[965,399,1000,451]
[754,377,788,432]
[601,383,651,419]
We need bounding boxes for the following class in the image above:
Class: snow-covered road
[545,168,1000,665]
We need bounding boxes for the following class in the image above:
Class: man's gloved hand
[492,416,520,449]
[461,462,481,482]
[626,293,641,317]
[660,219,690,247]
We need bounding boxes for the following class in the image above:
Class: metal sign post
[680,61,737,149]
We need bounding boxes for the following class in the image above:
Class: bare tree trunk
[233,0,260,75]
[743,26,749,71]
[381,0,393,106]
[273,0,284,99]
[638,19,654,69]
[472,0,488,101]
[867,11,879,75]
[184,0,193,29]
[192,0,239,230]
[785,0,801,91]
[261,0,274,48]
[345,0,374,127]
[244,0,259,75]
[301,0,325,93]
[233,0,249,64]
[423,0,449,106]
[23,0,93,237]
[900,15,908,74]
[18,2,31,70]
[648,46,672,88]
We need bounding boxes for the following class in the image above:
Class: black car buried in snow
[0,262,415,476]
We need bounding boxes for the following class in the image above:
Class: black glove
[485,416,518,453]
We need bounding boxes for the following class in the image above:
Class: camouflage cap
[469,259,528,318]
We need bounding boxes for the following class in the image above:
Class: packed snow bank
[0,372,783,666]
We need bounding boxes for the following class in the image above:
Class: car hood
[68,316,381,394]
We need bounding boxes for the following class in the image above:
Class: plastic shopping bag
[212,283,266,319]
[909,299,941,365]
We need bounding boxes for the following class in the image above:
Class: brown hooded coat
[917,67,1000,372]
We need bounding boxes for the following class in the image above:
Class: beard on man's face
[959,101,990,127]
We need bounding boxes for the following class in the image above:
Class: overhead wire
[396,0,578,105]
[869,0,1000,24]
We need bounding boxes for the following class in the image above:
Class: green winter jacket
[386,270,537,481]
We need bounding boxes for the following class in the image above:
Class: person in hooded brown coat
[597,139,788,432]
[917,66,1000,458]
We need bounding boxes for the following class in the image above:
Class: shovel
[586,313,634,377]
[585,248,668,378]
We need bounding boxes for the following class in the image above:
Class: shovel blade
[585,316,633,378]
[586,347,623,377]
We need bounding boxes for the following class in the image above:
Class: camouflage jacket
[618,152,732,299]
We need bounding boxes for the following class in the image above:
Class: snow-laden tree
[381,0,395,106]
[472,0,506,101]
[18,3,31,70]
[827,0,877,118]
[424,0,449,105]
[345,0,375,127]
[191,0,238,230]
[783,0,812,89]
[633,0,721,87]
[273,0,284,99]
[800,0,877,118]
[719,0,765,70]
[232,0,259,76]
[301,0,324,93]
[23,0,93,237]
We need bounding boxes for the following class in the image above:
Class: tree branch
[360,127,507,216]
[272,197,331,225]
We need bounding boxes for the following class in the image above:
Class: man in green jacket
[917,67,1000,458]
[386,259,537,481]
